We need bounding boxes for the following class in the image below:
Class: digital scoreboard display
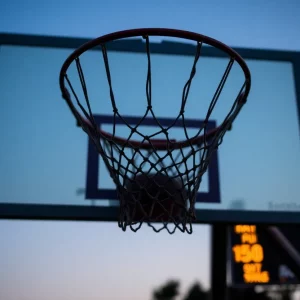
[230,224,299,286]
[231,225,270,284]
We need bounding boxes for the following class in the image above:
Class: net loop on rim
[60,28,251,234]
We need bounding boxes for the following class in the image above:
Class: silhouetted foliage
[153,279,180,300]
[152,279,298,300]
[281,290,292,300]
[228,287,272,300]
[182,282,208,300]
[255,291,272,300]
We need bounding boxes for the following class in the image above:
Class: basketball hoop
[59,28,251,234]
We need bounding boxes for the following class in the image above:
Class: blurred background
[1,1,300,299]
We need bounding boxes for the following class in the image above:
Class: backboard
[1,32,300,224]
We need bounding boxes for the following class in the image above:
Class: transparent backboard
[1,33,300,223]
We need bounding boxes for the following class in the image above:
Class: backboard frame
[1,32,300,224]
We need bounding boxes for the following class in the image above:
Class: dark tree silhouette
[183,282,208,300]
[281,290,292,300]
[153,279,180,300]
[228,287,272,300]
[279,286,295,300]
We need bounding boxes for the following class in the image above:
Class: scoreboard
[230,224,299,286]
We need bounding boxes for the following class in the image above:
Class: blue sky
[1,1,300,299]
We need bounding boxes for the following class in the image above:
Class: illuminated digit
[251,244,264,262]
[255,263,262,273]
[241,244,252,263]
[241,233,258,244]
[250,233,258,244]
[243,263,255,273]
[242,225,249,233]
[235,225,242,234]
[250,225,256,233]
[233,244,254,263]
[261,271,270,283]
[232,245,242,262]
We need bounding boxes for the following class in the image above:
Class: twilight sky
[1,1,300,299]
